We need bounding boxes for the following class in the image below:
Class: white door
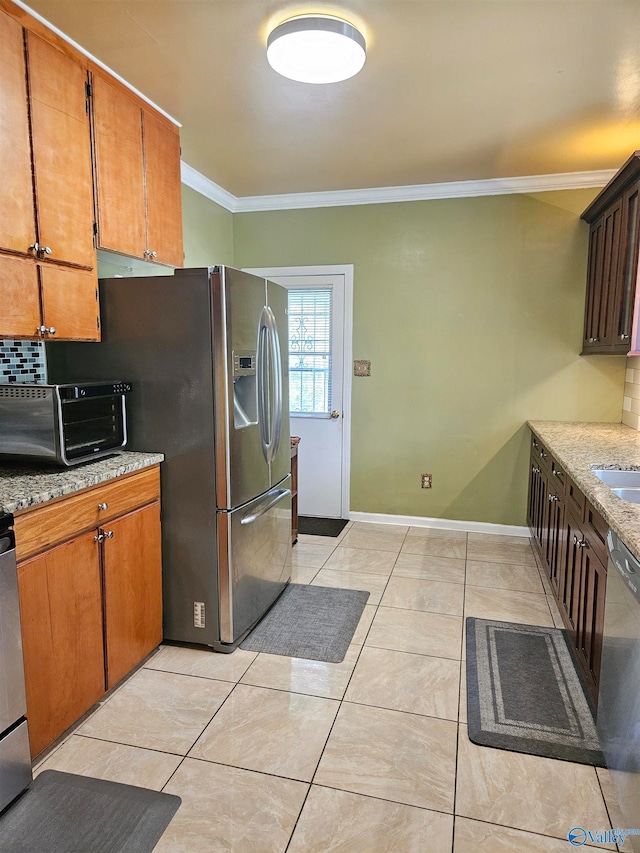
[244,265,353,519]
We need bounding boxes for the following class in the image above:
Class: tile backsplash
[0,339,47,384]
[623,356,640,430]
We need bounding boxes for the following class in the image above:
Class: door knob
[330,410,341,419]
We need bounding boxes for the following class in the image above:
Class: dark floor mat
[298,516,349,537]
[466,617,604,766]
[241,583,369,662]
[0,770,181,853]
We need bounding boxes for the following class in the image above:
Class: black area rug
[298,516,349,537]
[0,770,181,853]
[241,583,369,663]
[466,617,605,766]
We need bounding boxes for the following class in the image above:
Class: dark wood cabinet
[527,431,607,706]
[581,151,640,354]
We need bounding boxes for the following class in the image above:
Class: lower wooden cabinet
[17,532,105,757]
[15,466,162,757]
[103,502,162,689]
[527,432,607,705]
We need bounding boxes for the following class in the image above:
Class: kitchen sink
[592,469,640,488]
[610,488,640,504]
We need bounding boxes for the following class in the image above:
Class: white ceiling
[24,0,640,199]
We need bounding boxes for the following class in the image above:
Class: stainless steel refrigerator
[49,266,291,651]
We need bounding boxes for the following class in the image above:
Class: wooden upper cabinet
[0,9,36,256]
[91,71,183,267]
[0,255,40,338]
[92,73,146,258]
[143,108,184,267]
[26,32,96,270]
[39,264,100,341]
[582,151,640,354]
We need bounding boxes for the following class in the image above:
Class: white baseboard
[348,511,530,538]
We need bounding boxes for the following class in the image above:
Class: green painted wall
[182,185,234,267]
[231,190,626,526]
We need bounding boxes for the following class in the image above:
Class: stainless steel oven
[0,382,131,466]
[0,512,32,813]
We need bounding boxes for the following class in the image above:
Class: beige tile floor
[35,521,621,852]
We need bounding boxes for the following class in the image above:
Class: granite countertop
[527,420,640,557]
[0,451,164,514]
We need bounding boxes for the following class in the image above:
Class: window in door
[288,288,332,415]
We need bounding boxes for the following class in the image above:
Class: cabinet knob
[97,502,108,511]
[143,249,152,258]
[621,334,630,340]
[548,494,559,502]
[94,533,105,543]
[150,251,157,259]
[36,325,56,336]
[40,246,52,256]
[29,242,39,254]
[532,467,540,474]
[573,534,587,548]
[104,530,114,539]
[588,337,600,343]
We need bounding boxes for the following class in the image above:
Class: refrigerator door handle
[257,308,270,460]
[240,487,292,525]
[268,309,283,462]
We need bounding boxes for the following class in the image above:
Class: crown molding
[181,162,617,213]
[180,162,237,211]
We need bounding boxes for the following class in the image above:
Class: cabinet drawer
[530,434,551,471]
[14,465,160,561]
[584,501,608,567]
[550,458,566,495]
[566,477,586,520]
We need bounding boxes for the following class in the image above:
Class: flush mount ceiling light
[267,15,366,84]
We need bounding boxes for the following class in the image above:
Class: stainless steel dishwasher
[598,530,640,849]
[0,512,32,813]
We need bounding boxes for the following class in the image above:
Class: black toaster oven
[0,382,132,466]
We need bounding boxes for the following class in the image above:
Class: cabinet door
[17,532,105,757]
[0,10,36,256]
[547,491,565,596]
[613,183,640,350]
[0,255,40,338]
[561,512,584,644]
[102,501,162,689]
[583,202,624,352]
[39,263,100,341]
[576,544,607,702]
[26,32,95,270]
[91,73,146,259]
[143,108,184,267]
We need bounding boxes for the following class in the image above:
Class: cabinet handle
[548,494,559,502]
[97,502,108,511]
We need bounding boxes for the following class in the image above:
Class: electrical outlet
[421,473,432,489]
